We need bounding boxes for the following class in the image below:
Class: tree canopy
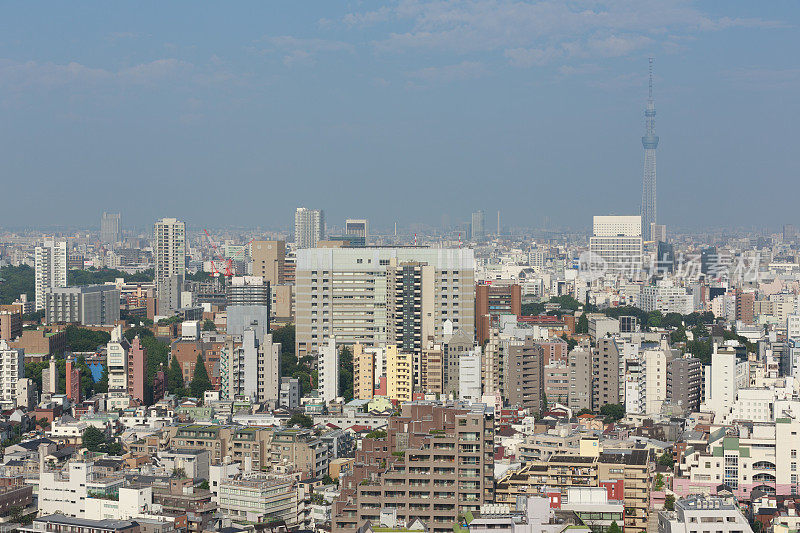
[0,265,34,305]
[190,354,213,398]
[287,413,313,428]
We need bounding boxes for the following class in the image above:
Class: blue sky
[1,1,798,233]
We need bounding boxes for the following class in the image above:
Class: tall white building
[223,328,281,403]
[35,240,67,311]
[295,247,475,356]
[588,215,643,277]
[458,349,482,402]
[153,218,186,314]
[294,208,325,249]
[318,336,339,403]
[106,325,130,410]
[702,344,738,418]
[0,340,24,410]
[638,282,693,314]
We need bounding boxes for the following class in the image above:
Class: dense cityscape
[2,2,798,533]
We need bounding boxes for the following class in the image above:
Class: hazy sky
[1,1,798,232]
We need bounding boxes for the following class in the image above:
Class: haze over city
[3,4,800,533]
[2,1,799,231]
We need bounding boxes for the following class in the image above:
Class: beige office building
[251,240,285,286]
[295,247,475,356]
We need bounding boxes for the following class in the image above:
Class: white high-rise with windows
[318,336,339,403]
[154,218,186,314]
[35,240,67,311]
[295,247,476,356]
[589,215,643,276]
[0,340,24,410]
[294,208,325,249]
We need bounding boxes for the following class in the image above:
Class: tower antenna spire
[641,57,658,242]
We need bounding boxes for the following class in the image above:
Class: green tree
[647,311,663,329]
[655,472,665,490]
[287,413,314,428]
[0,265,35,305]
[339,346,353,401]
[190,354,213,398]
[202,319,217,331]
[575,313,589,334]
[167,357,185,395]
[521,302,545,316]
[664,494,675,511]
[63,325,111,352]
[607,521,622,533]
[658,451,675,469]
[82,426,106,451]
[94,365,109,394]
[599,403,625,422]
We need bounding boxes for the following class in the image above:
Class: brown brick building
[475,283,521,344]
[333,403,495,533]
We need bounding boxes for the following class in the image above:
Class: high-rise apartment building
[386,260,435,357]
[333,403,495,533]
[666,355,702,413]
[250,240,285,286]
[344,219,368,247]
[42,357,57,395]
[353,343,374,400]
[0,340,24,410]
[593,338,620,410]
[294,208,325,249]
[386,344,413,402]
[471,210,485,242]
[154,218,186,315]
[318,336,339,403]
[221,328,281,403]
[128,336,147,403]
[568,346,593,411]
[65,357,80,402]
[100,212,121,244]
[35,240,67,311]
[295,247,475,356]
[475,283,521,344]
[504,337,545,414]
[588,215,643,276]
[106,325,130,409]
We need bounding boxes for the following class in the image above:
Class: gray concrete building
[44,285,120,326]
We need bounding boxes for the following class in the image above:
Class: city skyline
[1,2,798,230]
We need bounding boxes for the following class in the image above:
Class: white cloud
[257,35,354,66]
[504,46,561,67]
[408,60,487,85]
[351,0,782,69]
[723,67,800,90]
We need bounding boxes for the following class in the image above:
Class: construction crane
[203,229,253,278]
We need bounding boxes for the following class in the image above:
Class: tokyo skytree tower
[641,58,658,242]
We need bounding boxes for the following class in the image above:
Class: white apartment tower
[153,218,186,314]
[0,340,24,410]
[588,215,643,277]
[294,208,325,249]
[295,247,475,356]
[106,325,131,409]
[35,240,67,311]
[223,329,281,403]
[318,336,339,403]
